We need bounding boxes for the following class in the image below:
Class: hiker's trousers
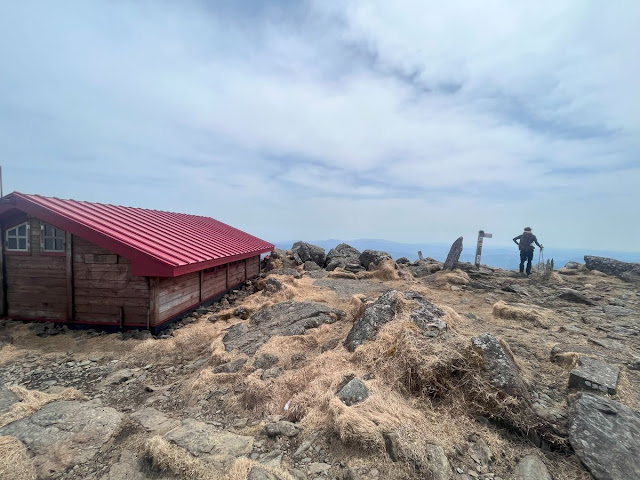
[519,249,534,274]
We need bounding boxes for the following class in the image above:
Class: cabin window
[41,223,66,252]
[5,222,30,251]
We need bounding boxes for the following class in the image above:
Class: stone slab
[569,357,619,395]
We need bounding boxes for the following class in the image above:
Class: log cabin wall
[228,259,247,288]
[157,271,200,323]
[72,236,150,327]
[201,265,228,301]
[4,216,68,320]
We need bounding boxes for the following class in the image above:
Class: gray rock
[359,249,392,269]
[326,244,362,271]
[267,268,302,279]
[0,385,19,414]
[569,393,640,480]
[564,261,581,269]
[224,301,345,355]
[422,444,454,480]
[471,333,529,399]
[584,255,640,280]
[444,237,464,270]
[569,356,619,395]
[396,256,411,264]
[292,241,326,267]
[343,467,361,480]
[248,467,278,480]
[304,260,322,271]
[264,420,302,438]
[102,368,137,385]
[602,305,636,316]
[0,400,124,477]
[213,358,247,373]
[336,377,369,406]
[262,277,283,296]
[130,407,180,433]
[558,289,596,305]
[513,454,552,480]
[308,462,331,475]
[258,449,284,467]
[254,353,279,370]
[383,431,401,461]
[405,291,447,337]
[164,418,253,468]
[344,290,447,351]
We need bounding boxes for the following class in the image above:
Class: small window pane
[8,238,17,250]
[55,239,64,251]
[17,225,26,236]
[18,238,26,250]
[45,238,54,250]
[46,225,53,236]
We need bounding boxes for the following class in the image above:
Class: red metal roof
[0,192,274,277]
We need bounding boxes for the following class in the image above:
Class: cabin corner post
[0,225,6,317]
[199,270,203,302]
[149,277,160,328]
[65,232,74,321]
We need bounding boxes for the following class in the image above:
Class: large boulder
[471,333,529,399]
[291,241,326,267]
[359,249,392,269]
[443,237,463,270]
[569,393,640,480]
[326,243,362,271]
[584,255,640,280]
[224,301,346,355]
[344,291,447,351]
[0,400,124,477]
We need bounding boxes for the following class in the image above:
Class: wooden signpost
[475,230,492,269]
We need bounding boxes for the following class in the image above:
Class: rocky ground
[0,242,639,480]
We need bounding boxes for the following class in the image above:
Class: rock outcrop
[326,243,362,271]
[359,249,392,269]
[164,418,254,468]
[0,400,124,477]
[344,291,446,351]
[292,241,326,267]
[471,333,529,399]
[224,301,346,355]
[584,255,640,280]
[569,393,640,480]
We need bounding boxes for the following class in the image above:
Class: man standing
[513,227,543,276]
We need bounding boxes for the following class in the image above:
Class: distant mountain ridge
[275,239,640,271]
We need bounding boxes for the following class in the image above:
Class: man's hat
[524,227,532,231]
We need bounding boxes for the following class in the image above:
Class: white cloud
[0,1,638,251]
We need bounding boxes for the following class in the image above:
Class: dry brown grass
[357,259,400,281]
[435,270,471,286]
[144,436,296,480]
[328,269,358,280]
[0,436,37,480]
[144,435,220,480]
[492,301,549,327]
[0,385,85,429]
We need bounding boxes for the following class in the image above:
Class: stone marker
[570,393,640,480]
[444,237,463,270]
[569,356,619,395]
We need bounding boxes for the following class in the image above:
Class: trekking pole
[537,248,544,276]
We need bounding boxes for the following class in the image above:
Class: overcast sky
[1,1,638,251]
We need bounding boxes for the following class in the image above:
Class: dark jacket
[513,232,541,251]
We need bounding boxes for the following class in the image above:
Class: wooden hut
[0,192,273,331]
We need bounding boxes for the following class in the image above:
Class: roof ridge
[13,191,219,222]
